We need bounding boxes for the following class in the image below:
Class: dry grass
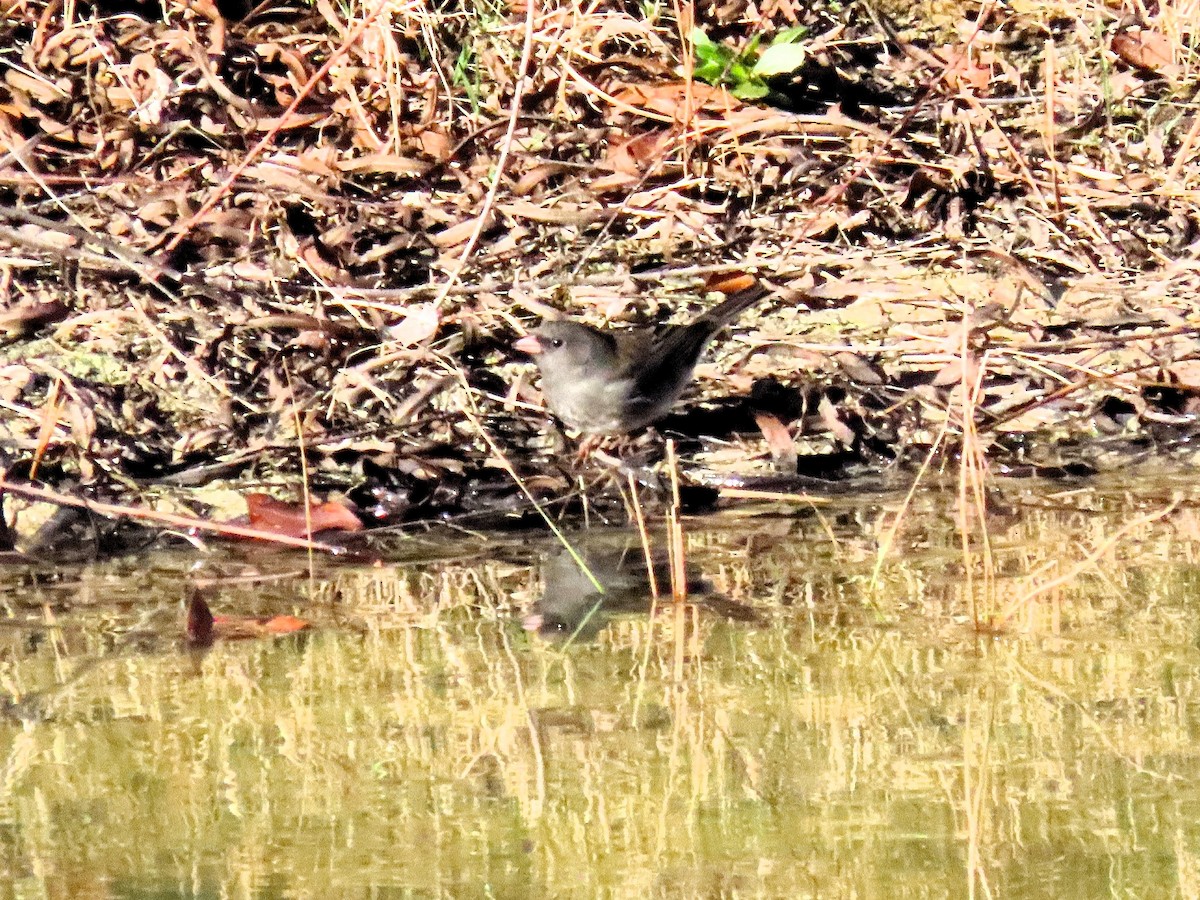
[0,0,1197,522]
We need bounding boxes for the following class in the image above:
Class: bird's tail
[701,287,770,329]
[640,287,769,379]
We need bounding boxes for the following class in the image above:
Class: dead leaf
[337,153,431,176]
[244,493,363,538]
[419,129,451,161]
[127,53,171,125]
[606,130,674,175]
[386,302,440,346]
[833,351,885,385]
[932,356,978,387]
[705,273,758,295]
[513,162,571,196]
[430,215,489,248]
[497,200,611,226]
[1112,29,1176,76]
[0,365,33,401]
[187,589,311,646]
[0,300,69,336]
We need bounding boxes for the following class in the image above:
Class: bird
[522,534,758,643]
[512,292,764,435]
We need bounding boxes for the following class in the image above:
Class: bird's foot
[573,434,606,466]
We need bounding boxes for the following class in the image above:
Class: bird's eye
[547,337,563,348]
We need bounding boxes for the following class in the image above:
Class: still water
[2,484,1200,898]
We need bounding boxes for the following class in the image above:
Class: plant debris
[1,0,1199,531]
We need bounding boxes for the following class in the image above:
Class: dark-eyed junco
[513,293,764,434]
[523,534,759,643]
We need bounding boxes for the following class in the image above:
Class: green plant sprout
[690,26,808,100]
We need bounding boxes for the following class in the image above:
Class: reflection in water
[3,485,1200,897]
[523,534,759,642]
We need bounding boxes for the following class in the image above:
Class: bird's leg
[574,433,605,465]
[581,437,664,494]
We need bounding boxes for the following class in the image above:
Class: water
[1,484,1199,898]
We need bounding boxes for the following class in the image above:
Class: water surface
[2,483,1199,898]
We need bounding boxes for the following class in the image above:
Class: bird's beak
[513,335,542,355]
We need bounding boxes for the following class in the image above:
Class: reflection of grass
[2,502,1200,895]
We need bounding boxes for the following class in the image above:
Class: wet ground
[2,479,1200,897]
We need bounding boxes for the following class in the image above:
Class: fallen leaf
[1112,29,1176,76]
[187,590,311,646]
[0,300,70,336]
[606,130,674,175]
[386,302,440,346]
[244,493,363,538]
[705,273,758,294]
[932,356,978,388]
[497,200,611,226]
[430,215,488,248]
[833,351,885,385]
[513,162,570,196]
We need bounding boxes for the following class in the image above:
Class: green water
[2,488,1200,898]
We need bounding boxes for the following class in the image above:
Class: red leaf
[212,613,311,638]
[187,588,311,644]
[705,272,758,295]
[245,493,363,538]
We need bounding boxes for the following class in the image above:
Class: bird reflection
[523,535,758,643]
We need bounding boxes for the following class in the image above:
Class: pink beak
[513,335,542,355]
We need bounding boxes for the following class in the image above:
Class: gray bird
[512,293,764,434]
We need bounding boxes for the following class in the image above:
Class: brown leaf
[833,351,885,385]
[612,81,740,118]
[4,69,66,104]
[931,356,978,388]
[0,365,33,401]
[127,53,171,125]
[1165,360,1200,389]
[1112,29,1175,75]
[934,45,993,93]
[298,242,350,285]
[385,302,440,346]
[186,589,215,645]
[513,162,571,196]
[0,300,69,336]
[430,215,489,248]
[419,129,451,161]
[497,200,611,226]
[245,493,364,538]
[337,153,431,176]
[187,589,311,645]
[705,273,758,295]
[606,130,674,175]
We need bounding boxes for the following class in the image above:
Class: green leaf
[774,26,807,44]
[690,28,718,52]
[729,61,755,83]
[693,60,726,84]
[732,79,769,100]
[753,42,807,77]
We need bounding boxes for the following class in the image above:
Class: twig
[0,479,345,553]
